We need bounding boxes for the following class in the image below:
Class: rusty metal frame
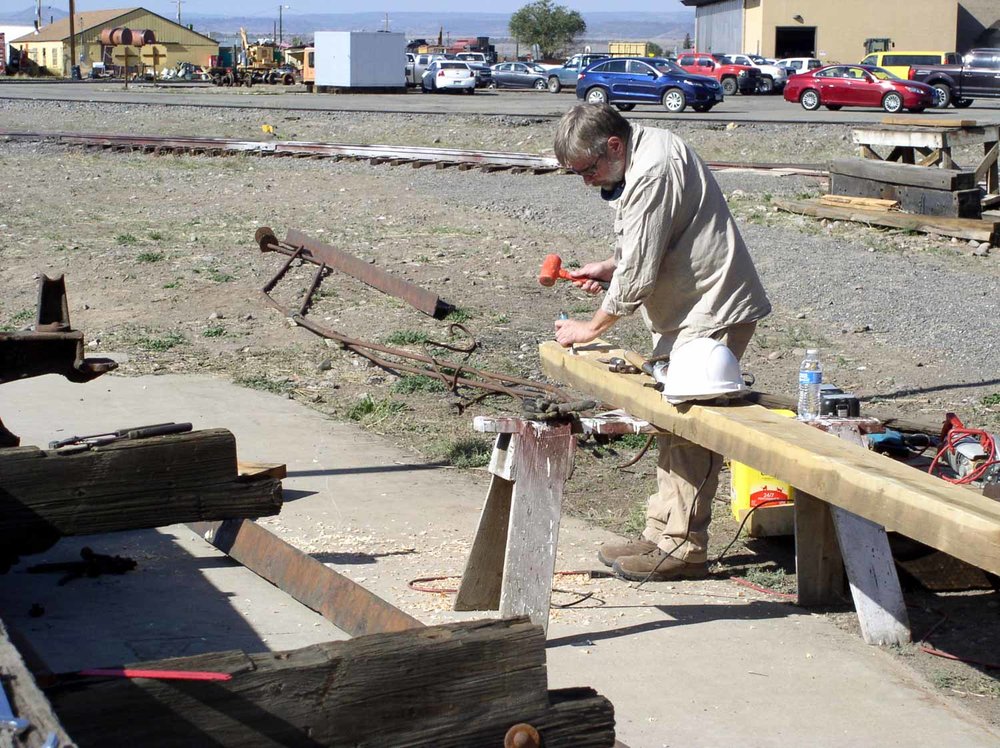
[188,519,423,636]
[255,228,570,404]
[256,226,449,318]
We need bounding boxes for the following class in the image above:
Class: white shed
[313,31,405,89]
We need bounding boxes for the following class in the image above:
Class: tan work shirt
[600,124,771,355]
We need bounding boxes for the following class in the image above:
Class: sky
[28,1,691,16]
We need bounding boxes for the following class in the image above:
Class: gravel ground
[2,96,1000,726]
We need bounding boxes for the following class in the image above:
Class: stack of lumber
[829,158,981,218]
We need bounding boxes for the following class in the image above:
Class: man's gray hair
[553,103,632,165]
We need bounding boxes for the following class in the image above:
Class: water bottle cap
[806,348,819,355]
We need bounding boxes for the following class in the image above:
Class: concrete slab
[1,373,998,747]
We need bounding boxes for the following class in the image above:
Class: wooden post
[794,492,845,606]
[498,421,574,628]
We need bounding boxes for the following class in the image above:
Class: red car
[783,64,938,113]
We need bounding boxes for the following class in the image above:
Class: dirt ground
[2,97,1000,728]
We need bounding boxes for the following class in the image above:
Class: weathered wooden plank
[45,618,616,747]
[188,519,422,637]
[853,124,1000,150]
[0,429,282,538]
[825,425,909,645]
[539,341,1000,576]
[773,198,999,242]
[0,618,73,748]
[499,422,575,631]
[830,158,976,190]
[819,194,899,211]
[880,116,978,128]
[453,475,513,611]
[830,173,981,218]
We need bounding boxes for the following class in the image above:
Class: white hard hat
[656,338,748,404]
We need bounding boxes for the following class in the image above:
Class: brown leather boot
[612,549,709,582]
[597,538,657,567]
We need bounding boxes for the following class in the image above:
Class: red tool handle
[78,668,233,681]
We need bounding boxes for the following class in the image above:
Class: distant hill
[0,7,693,46]
[0,5,67,25]
[185,10,693,43]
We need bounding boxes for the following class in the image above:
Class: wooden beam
[1,430,282,557]
[45,619,616,747]
[773,198,999,243]
[538,341,1000,576]
[880,116,978,128]
[830,158,976,191]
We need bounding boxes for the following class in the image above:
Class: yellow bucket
[730,409,796,520]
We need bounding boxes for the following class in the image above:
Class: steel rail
[0,91,908,129]
[0,129,828,176]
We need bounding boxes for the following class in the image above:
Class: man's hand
[567,259,615,296]
[554,317,598,347]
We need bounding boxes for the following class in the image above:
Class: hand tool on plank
[48,422,193,449]
[537,254,610,290]
[0,677,29,735]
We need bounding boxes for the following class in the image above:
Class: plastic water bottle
[797,349,823,421]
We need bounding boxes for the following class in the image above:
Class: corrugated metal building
[682,0,999,62]
[11,7,218,77]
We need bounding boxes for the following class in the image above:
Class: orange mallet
[538,254,609,289]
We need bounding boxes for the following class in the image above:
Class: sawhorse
[455,412,911,645]
[453,413,657,631]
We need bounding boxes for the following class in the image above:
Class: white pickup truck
[723,54,788,93]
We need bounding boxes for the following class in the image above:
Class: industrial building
[10,6,218,78]
[681,0,1000,63]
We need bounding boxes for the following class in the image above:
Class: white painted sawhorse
[455,412,911,645]
[454,413,657,632]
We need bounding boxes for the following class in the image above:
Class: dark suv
[576,57,724,113]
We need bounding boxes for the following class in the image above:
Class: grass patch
[235,375,292,394]
[442,437,492,468]
[115,233,139,245]
[136,251,165,263]
[163,279,182,289]
[148,231,164,241]
[623,497,647,536]
[564,258,581,269]
[206,268,234,283]
[490,313,510,324]
[11,308,34,324]
[202,325,226,338]
[981,392,1000,407]
[445,308,472,323]
[135,332,186,352]
[347,394,406,422]
[741,566,790,590]
[385,330,430,346]
[615,433,651,450]
[391,375,447,394]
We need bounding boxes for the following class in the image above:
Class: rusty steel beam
[256,226,450,318]
[188,519,424,636]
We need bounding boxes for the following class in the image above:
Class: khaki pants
[641,322,757,562]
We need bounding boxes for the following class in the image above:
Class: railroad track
[0,129,827,177]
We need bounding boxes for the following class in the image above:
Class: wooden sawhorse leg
[455,421,575,632]
[794,422,910,646]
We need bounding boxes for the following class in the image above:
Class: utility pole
[68,0,75,77]
[279,5,289,47]
[175,0,183,24]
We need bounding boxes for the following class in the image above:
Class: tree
[682,32,692,51]
[509,0,586,60]
[646,42,663,57]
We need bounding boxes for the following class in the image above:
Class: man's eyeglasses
[568,153,605,177]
